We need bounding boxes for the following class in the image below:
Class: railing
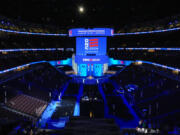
[1,27,180,36]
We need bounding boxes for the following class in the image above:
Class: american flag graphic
[89,38,99,47]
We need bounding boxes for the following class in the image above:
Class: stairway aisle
[99,79,140,128]
[73,83,84,116]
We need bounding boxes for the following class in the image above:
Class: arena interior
[1,0,180,134]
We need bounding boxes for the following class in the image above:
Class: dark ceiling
[0,0,180,29]
[0,0,180,27]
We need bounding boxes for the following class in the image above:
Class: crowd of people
[0,15,66,35]
[108,49,180,69]
[1,13,180,35]
[0,50,73,71]
[0,33,73,48]
[116,14,180,34]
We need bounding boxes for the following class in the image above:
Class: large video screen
[76,37,107,55]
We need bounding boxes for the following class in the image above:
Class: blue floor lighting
[39,101,58,128]
[0,28,67,36]
[98,83,109,117]
[73,84,84,116]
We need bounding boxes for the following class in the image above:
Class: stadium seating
[6,94,48,117]
[110,64,180,129]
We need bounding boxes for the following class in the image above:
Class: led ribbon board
[69,28,114,37]
[75,55,109,64]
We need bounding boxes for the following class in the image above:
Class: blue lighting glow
[116,48,180,51]
[73,84,84,116]
[73,28,110,77]
[50,120,66,128]
[39,101,58,128]
[0,59,72,74]
[118,94,140,122]
[109,58,119,65]
[0,47,180,52]
[78,64,87,76]
[1,59,180,77]
[60,58,72,65]
[0,48,57,52]
[109,80,140,128]
[73,102,80,116]
[1,27,180,36]
[135,60,180,72]
[93,64,103,77]
[98,83,109,116]
[69,28,114,37]
[49,58,72,66]
[0,61,46,74]
[114,27,180,36]
[0,28,67,36]
[109,58,133,66]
